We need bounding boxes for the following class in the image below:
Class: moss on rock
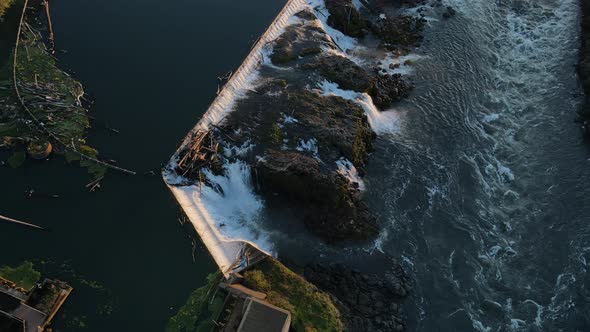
[243,257,344,332]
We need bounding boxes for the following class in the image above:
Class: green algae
[0,3,107,179]
[0,261,41,290]
[166,271,223,332]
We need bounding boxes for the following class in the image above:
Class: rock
[369,73,413,109]
[271,17,333,65]
[325,0,369,38]
[358,292,370,305]
[304,55,374,93]
[443,6,457,19]
[304,263,410,331]
[389,63,401,70]
[372,15,425,50]
[254,150,378,242]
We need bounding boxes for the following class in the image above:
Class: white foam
[296,138,319,155]
[336,158,365,191]
[223,140,254,158]
[379,53,424,76]
[318,80,401,135]
[308,0,360,52]
[483,113,500,123]
[167,161,274,272]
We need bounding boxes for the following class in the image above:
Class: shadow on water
[0,0,286,330]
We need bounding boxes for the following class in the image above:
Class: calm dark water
[3,0,589,331]
[0,0,285,330]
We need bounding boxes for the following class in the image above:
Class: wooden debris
[0,214,45,230]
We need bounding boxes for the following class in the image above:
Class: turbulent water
[156,0,590,330]
[363,0,590,330]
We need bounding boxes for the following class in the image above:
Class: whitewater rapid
[364,0,590,331]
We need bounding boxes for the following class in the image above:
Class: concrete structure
[0,289,46,332]
[0,277,72,332]
[237,298,291,332]
[163,0,308,277]
[0,310,25,332]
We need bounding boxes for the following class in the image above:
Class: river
[0,0,284,330]
[1,0,589,331]
[363,0,590,330]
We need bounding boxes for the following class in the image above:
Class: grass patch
[167,271,224,332]
[0,261,41,290]
[243,257,343,332]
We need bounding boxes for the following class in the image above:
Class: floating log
[0,214,44,230]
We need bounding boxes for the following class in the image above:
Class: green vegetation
[167,271,224,332]
[268,123,283,147]
[0,0,14,18]
[0,4,107,178]
[0,261,41,290]
[243,258,343,332]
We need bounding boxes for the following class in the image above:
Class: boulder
[305,263,411,331]
[254,150,378,242]
[369,73,413,109]
[271,20,333,65]
[372,15,425,50]
[325,0,369,38]
[304,55,374,93]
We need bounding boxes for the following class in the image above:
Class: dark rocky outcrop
[304,55,374,93]
[369,73,413,109]
[304,55,414,109]
[325,0,369,38]
[255,150,378,241]
[216,80,377,242]
[372,16,425,50]
[442,6,457,19]
[271,15,334,65]
[176,2,425,243]
[578,0,590,135]
[305,263,411,332]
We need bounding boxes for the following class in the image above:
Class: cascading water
[363,0,590,330]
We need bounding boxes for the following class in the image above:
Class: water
[0,0,284,330]
[2,0,589,331]
[363,0,590,330]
